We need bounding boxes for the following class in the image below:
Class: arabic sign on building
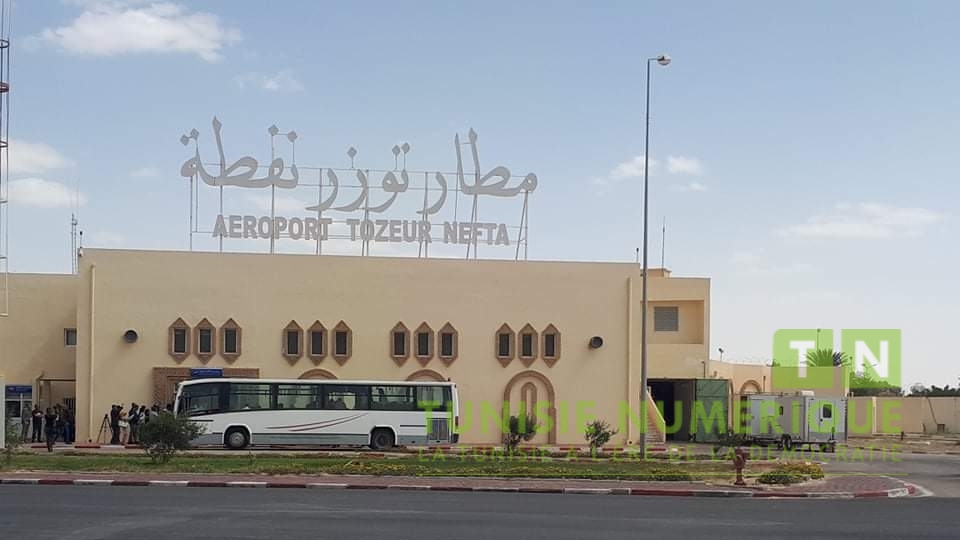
[179,118,536,258]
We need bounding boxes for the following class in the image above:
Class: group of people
[20,403,75,452]
[107,403,172,445]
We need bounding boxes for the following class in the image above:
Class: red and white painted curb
[0,477,919,498]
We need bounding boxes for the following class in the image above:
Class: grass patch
[0,452,756,481]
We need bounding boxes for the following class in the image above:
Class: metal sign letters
[179,117,536,259]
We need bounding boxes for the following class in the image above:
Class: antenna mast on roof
[660,217,666,269]
[0,0,12,316]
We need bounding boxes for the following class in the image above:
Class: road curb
[0,477,919,498]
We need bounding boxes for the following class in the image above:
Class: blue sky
[5,1,958,386]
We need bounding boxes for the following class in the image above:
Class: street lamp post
[639,54,670,457]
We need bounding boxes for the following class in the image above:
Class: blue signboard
[190,368,223,379]
[5,385,33,396]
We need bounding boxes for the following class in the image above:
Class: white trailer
[739,391,846,452]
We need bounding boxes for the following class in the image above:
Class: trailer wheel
[780,435,793,451]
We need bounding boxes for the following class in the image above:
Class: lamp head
[656,54,671,66]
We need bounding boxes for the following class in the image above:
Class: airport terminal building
[0,248,779,446]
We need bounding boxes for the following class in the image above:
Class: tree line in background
[771,348,959,397]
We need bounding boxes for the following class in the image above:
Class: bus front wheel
[370,428,395,451]
[225,428,250,450]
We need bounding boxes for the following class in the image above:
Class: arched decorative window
[414,322,434,366]
[220,318,242,362]
[332,321,353,365]
[194,318,216,364]
[495,323,515,367]
[517,324,538,367]
[438,322,459,366]
[168,318,191,362]
[308,321,327,363]
[283,320,303,362]
[390,322,410,366]
[541,324,561,367]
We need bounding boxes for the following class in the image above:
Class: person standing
[43,408,58,452]
[109,405,121,445]
[118,410,130,445]
[54,406,67,445]
[128,403,140,445]
[63,407,75,444]
[31,406,43,443]
[20,404,31,442]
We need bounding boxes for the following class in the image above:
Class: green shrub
[503,414,539,453]
[138,414,206,464]
[3,422,24,466]
[584,420,618,454]
[756,461,825,485]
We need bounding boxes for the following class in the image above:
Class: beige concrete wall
[844,397,960,435]
[917,397,960,434]
[0,274,78,409]
[74,249,711,445]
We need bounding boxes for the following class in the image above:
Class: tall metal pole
[639,58,652,457]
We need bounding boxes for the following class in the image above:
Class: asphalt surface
[822,451,960,497]
[1,486,957,540]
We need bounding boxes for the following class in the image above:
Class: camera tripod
[96,414,112,445]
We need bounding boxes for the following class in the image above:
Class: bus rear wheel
[225,428,250,450]
[370,428,395,451]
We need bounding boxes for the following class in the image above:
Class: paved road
[1,486,956,540]
[822,452,960,496]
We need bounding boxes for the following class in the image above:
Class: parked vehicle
[174,378,459,450]
[738,391,846,452]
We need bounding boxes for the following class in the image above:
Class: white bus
[173,378,459,450]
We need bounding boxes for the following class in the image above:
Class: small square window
[64,328,77,347]
[198,328,213,355]
[654,306,680,332]
[310,330,325,356]
[173,328,188,354]
[286,330,301,356]
[822,405,833,419]
[223,329,239,354]
[335,330,348,357]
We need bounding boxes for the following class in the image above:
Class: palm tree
[805,348,850,368]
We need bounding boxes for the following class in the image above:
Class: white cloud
[9,139,72,175]
[130,166,161,178]
[234,70,304,92]
[8,178,86,209]
[38,1,241,62]
[666,155,703,176]
[778,202,944,239]
[595,154,704,187]
[610,156,655,180]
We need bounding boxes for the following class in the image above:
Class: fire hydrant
[733,447,748,486]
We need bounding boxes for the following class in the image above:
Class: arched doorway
[406,369,446,382]
[503,370,557,445]
[739,380,762,395]
[298,368,338,380]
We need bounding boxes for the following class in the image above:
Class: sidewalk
[0,471,918,499]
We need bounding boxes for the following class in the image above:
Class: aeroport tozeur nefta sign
[179,117,536,247]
